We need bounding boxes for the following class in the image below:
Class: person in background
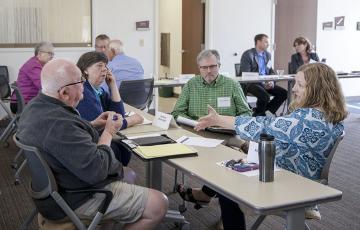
[240,34,287,116]
[102,39,144,90]
[76,51,144,166]
[289,36,319,74]
[10,41,54,113]
[172,49,252,209]
[94,34,110,54]
[17,59,168,229]
[194,63,347,229]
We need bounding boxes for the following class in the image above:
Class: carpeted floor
[0,102,360,229]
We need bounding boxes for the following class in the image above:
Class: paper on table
[246,141,259,163]
[177,116,198,127]
[176,135,223,148]
[134,143,196,159]
[127,133,161,140]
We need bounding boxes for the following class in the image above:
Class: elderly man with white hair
[104,39,144,89]
[16,59,168,229]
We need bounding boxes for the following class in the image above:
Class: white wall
[0,0,155,83]
[208,0,274,76]
[158,0,182,78]
[317,0,360,97]
[317,0,360,72]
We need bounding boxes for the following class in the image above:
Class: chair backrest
[13,134,58,199]
[119,78,154,110]
[320,131,345,185]
[11,83,26,114]
[235,63,241,76]
[0,66,9,83]
[0,73,11,99]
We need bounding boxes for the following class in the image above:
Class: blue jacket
[77,81,127,129]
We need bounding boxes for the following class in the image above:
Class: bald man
[17,59,168,229]
[104,39,144,89]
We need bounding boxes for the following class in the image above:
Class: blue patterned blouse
[234,108,344,180]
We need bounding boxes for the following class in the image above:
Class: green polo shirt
[171,74,251,120]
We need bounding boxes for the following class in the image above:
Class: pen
[180,137,189,143]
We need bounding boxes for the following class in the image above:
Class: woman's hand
[125,113,144,127]
[194,105,220,131]
[105,68,116,87]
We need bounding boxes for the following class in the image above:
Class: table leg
[147,159,163,190]
[285,208,305,230]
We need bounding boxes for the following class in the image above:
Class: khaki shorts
[75,181,149,224]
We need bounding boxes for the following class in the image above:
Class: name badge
[152,111,179,130]
[217,97,231,107]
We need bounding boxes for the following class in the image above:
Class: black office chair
[250,131,345,230]
[119,78,154,110]
[13,134,113,230]
[0,65,10,83]
[234,63,241,76]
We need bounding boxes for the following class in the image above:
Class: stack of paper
[134,143,197,159]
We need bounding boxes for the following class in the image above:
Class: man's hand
[103,112,123,136]
[194,105,220,131]
[125,113,144,127]
[264,81,274,90]
[91,111,112,129]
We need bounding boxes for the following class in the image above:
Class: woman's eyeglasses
[57,76,86,92]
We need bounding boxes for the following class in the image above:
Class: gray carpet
[0,114,360,230]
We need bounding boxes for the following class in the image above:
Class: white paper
[217,97,231,107]
[246,141,259,163]
[240,167,282,177]
[152,112,174,130]
[127,133,161,139]
[176,135,223,148]
[177,116,198,127]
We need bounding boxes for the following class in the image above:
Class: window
[0,0,91,47]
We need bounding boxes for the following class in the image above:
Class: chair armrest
[66,189,113,214]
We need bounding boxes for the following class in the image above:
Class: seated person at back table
[76,51,144,166]
[101,39,144,92]
[10,41,54,113]
[94,33,110,54]
[240,33,287,116]
[289,36,319,74]
[17,59,168,229]
[194,63,347,229]
[171,49,252,209]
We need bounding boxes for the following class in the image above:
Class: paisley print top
[234,108,344,180]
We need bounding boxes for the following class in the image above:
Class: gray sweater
[17,93,122,219]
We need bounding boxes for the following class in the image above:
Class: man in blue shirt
[105,39,144,89]
[240,34,287,116]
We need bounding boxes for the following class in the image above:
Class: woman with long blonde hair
[194,63,347,229]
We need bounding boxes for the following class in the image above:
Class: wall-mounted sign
[357,22,360,31]
[334,16,345,30]
[136,20,150,31]
[322,21,333,30]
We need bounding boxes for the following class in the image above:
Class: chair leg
[11,149,24,169]
[250,215,267,230]
[173,169,178,193]
[305,222,311,230]
[14,159,27,185]
[20,207,37,230]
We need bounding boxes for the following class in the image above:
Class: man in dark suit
[240,34,287,116]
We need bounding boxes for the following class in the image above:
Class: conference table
[121,105,343,230]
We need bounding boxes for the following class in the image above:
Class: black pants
[218,194,246,230]
[10,103,17,114]
[110,141,132,166]
[246,83,287,116]
[201,185,217,197]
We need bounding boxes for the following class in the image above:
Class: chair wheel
[14,179,20,185]
[11,163,18,169]
[178,204,187,213]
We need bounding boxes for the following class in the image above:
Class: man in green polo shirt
[172,49,252,209]
[172,49,251,120]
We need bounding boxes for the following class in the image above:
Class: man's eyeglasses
[199,64,220,71]
[40,51,55,56]
[57,76,86,92]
